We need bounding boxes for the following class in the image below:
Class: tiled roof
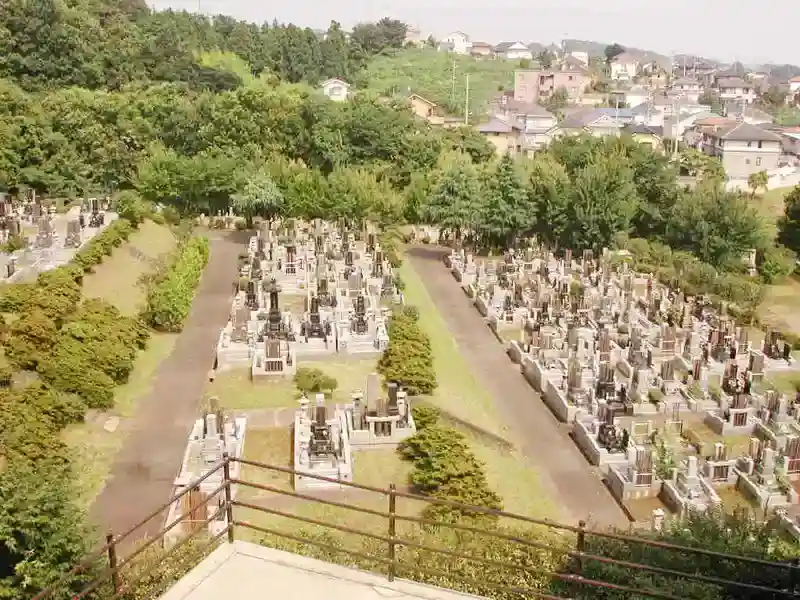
[478,117,521,134]
[711,122,783,142]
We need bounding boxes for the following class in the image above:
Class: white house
[670,77,703,103]
[716,77,756,104]
[568,51,589,65]
[320,78,351,102]
[610,52,639,80]
[493,41,533,60]
[789,76,800,95]
[443,31,471,55]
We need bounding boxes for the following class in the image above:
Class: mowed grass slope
[64,219,180,506]
[360,48,519,116]
[81,219,177,316]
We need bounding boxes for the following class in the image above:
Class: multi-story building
[514,69,589,104]
[442,31,471,55]
[701,122,782,179]
[669,77,703,103]
[715,77,756,104]
[610,52,639,80]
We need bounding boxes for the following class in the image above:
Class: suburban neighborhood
[320,28,800,192]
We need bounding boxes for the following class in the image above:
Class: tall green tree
[421,151,482,243]
[230,168,285,227]
[476,154,535,248]
[778,184,800,254]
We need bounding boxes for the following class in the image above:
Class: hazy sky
[150,1,799,66]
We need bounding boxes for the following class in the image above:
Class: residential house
[662,110,717,141]
[622,124,664,150]
[610,52,639,81]
[404,26,425,47]
[670,77,703,103]
[555,55,591,75]
[494,98,557,151]
[442,31,471,54]
[402,92,438,120]
[320,78,351,102]
[722,102,774,126]
[478,117,523,155]
[493,42,533,60]
[470,41,493,58]
[715,77,756,104]
[514,69,589,104]
[770,127,800,165]
[568,51,589,65]
[630,102,664,127]
[789,76,800,95]
[576,93,606,107]
[621,86,651,109]
[701,122,782,179]
[551,107,633,138]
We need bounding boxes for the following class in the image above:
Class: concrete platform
[159,541,486,600]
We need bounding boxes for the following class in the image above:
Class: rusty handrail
[32,456,800,600]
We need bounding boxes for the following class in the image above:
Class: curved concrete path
[90,231,244,544]
[407,246,628,528]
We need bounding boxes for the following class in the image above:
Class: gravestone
[64,219,81,248]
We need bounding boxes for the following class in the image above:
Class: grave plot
[215,219,402,383]
[443,242,800,523]
[0,196,118,284]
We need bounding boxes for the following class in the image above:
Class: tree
[562,153,639,252]
[761,85,787,108]
[230,169,285,227]
[476,154,535,248]
[604,43,625,63]
[747,170,769,198]
[536,50,554,69]
[421,151,482,243]
[526,154,571,248]
[778,184,800,254]
[294,367,338,397]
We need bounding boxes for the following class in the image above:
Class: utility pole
[683,56,687,78]
[672,95,681,162]
[464,73,470,125]
[451,59,457,105]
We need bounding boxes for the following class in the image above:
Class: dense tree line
[0,0,406,91]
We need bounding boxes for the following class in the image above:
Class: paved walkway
[90,231,244,543]
[407,246,628,527]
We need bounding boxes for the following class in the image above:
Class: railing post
[387,483,397,582]
[791,557,800,595]
[222,453,235,543]
[574,520,586,575]
[106,531,121,595]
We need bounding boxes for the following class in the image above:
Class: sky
[149,0,799,66]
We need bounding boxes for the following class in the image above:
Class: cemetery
[215,219,401,379]
[0,194,117,282]
[444,243,800,523]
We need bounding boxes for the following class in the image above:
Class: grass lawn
[81,220,176,316]
[207,358,377,410]
[683,424,752,457]
[758,275,800,335]
[63,332,178,506]
[397,261,508,438]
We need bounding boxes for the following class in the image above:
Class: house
[576,93,606,107]
[789,76,800,96]
[715,77,756,104]
[610,52,639,80]
[701,122,782,179]
[493,42,533,60]
[402,92,438,120]
[722,102,774,126]
[622,124,664,150]
[622,86,650,109]
[552,107,633,138]
[630,102,664,127]
[514,69,590,104]
[670,77,703,103]
[556,55,591,75]
[320,78,351,102]
[568,51,589,65]
[405,26,425,47]
[770,127,800,165]
[442,31,471,55]
[493,98,557,151]
[477,117,523,155]
[470,41,493,58]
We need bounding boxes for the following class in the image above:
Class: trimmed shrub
[377,308,436,395]
[142,236,209,332]
[294,367,338,398]
[5,309,59,370]
[72,218,134,272]
[115,191,150,226]
[411,405,441,431]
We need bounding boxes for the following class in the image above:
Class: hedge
[397,409,502,523]
[142,235,209,332]
[72,218,134,272]
[377,306,436,395]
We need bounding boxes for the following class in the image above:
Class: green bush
[115,191,150,226]
[378,309,436,395]
[142,236,209,332]
[293,367,338,397]
[5,309,59,370]
[161,206,182,226]
[72,218,134,272]
[758,244,795,284]
[398,424,502,523]
[411,405,441,430]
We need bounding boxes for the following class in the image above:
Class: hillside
[358,48,518,117]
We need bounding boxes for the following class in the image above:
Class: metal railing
[34,455,800,600]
